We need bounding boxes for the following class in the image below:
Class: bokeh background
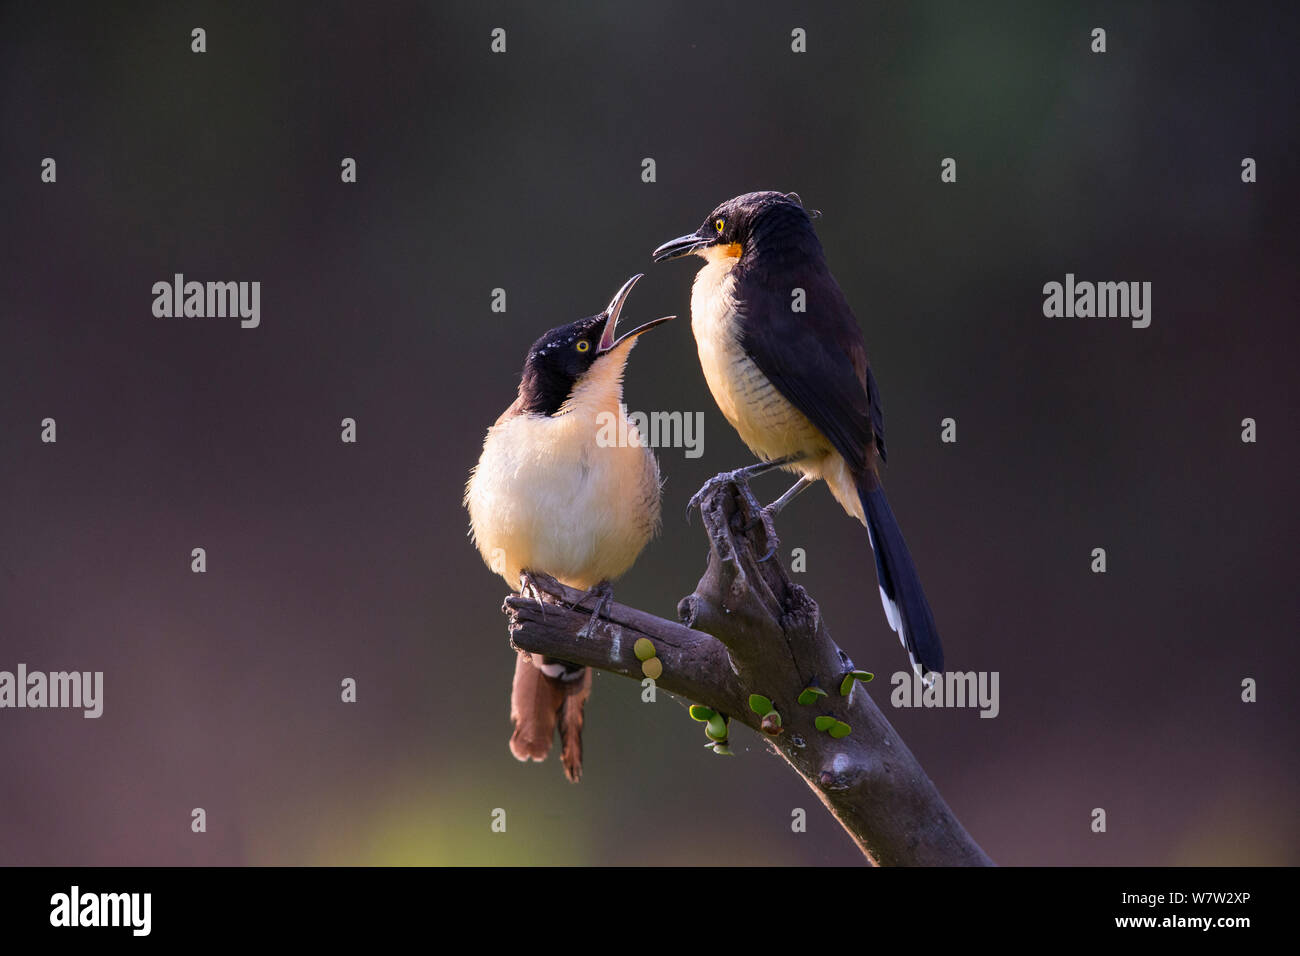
[1,1,1296,865]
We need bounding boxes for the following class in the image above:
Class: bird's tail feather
[509,652,591,782]
[557,667,592,782]
[859,481,944,679]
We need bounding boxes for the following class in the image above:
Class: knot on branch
[818,752,869,792]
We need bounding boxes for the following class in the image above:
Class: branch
[505,482,993,866]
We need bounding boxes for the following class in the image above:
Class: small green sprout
[798,686,829,706]
[705,714,728,742]
[839,670,874,696]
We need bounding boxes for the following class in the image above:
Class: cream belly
[690,256,865,524]
[466,402,662,591]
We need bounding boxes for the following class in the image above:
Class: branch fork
[505,480,992,866]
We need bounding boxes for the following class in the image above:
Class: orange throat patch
[699,242,743,263]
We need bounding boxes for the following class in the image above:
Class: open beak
[652,232,712,263]
[597,273,674,352]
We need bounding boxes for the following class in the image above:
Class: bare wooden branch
[505,481,993,866]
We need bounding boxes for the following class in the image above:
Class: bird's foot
[573,580,614,639]
[686,468,781,562]
[743,505,782,564]
[518,570,551,621]
[687,465,763,523]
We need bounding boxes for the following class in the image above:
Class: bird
[464,273,672,781]
[652,191,943,681]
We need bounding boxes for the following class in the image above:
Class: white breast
[465,350,662,591]
[690,258,833,466]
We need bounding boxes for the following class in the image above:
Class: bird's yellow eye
[715,218,725,233]
[576,340,590,352]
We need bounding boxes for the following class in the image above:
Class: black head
[652,190,822,265]
[516,274,673,417]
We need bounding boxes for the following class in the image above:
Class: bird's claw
[687,469,782,561]
[685,480,717,523]
[743,503,781,563]
[573,581,614,639]
[518,571,549,621]
[686,467,756,523]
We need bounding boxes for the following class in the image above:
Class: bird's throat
[700,242,743,264]
[557,343,633,418]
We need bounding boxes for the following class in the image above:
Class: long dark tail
[509,652,591,782]
[859,481,944,680]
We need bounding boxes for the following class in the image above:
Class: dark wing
[866,363,886,464]
[735,265,883,474]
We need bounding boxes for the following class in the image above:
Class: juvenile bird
[653,191,944,681]
[465,274,671,780]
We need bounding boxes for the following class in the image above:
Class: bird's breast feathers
[466,390,661,591]
[690,257,834,468]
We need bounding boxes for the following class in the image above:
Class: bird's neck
[517,364,572,417]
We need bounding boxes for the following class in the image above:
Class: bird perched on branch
[653,191,944,682]
[465,274,672,780]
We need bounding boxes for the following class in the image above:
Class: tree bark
[504,480,993,866]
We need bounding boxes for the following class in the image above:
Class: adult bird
[652,191,943,681]
[465,274,671,780]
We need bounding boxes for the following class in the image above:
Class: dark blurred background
[1,1,1296,865]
